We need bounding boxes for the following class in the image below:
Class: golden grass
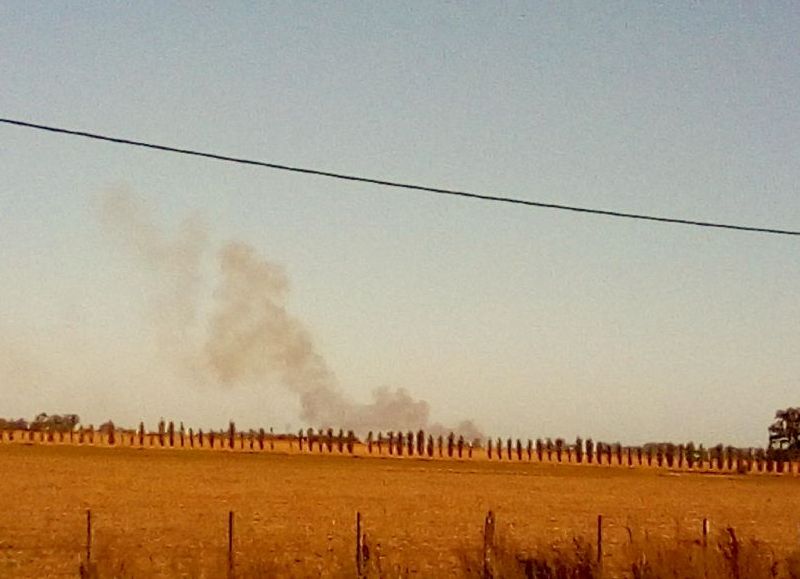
[2,443,800,577]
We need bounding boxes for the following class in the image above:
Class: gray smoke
[99,190,483,438]
[99,190,207,370]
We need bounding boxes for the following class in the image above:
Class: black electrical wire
[2,117,798,237]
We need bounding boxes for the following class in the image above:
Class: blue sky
[1,2,798,445]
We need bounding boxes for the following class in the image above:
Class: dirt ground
[0,443,798,577]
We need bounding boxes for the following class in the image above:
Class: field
[1,442,800,577]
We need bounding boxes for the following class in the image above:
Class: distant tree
[685,442,695,468]
[755,447,766,472]
[228,421,236,449]
[326,428,334,452]
[101,421,115,440]
[714,443,724,470]
[29,413,80,433]
[407,431,414,456]
[585,438,594,464]
[427,434,434,458]
[99,421,115,445]
[769,407,800,459]
[664,444,675,468]
[487,438,493,460]
[555,439,564,463]
[734,448,745,473]
[575,437,584,463]
[698,444,708,468]
[416,430,425,456]
[0,418,29,432]
[366,431,374,454]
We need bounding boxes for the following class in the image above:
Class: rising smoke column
[203,241,351,425]
[202,242,446,433]
[99,190,483,437]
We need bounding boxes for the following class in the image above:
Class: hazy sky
[1,2,798,446]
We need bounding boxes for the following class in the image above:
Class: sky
[1,2,798,446]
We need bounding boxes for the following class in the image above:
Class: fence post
[702,517,710,578]
[228,510,234,579]
[483,510,495,579]
[86,509,92,564]
[596,514,603,567]
[356,511,363,577]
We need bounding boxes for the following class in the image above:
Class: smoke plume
[99,190,482,438]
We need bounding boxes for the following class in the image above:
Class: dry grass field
[1,443,800,577]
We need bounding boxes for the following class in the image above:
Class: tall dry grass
[73,525,800,578]
[625,526,800,579]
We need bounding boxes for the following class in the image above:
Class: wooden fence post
[596,514,603,567]
[702,517,710,578]
[86,509,92,564]
[228,510,234,579]
[356,511,363,577]
[483,510,495,579]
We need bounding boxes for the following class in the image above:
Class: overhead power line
[2,117,798,237]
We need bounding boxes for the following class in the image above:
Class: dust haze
[98,190,482,438]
